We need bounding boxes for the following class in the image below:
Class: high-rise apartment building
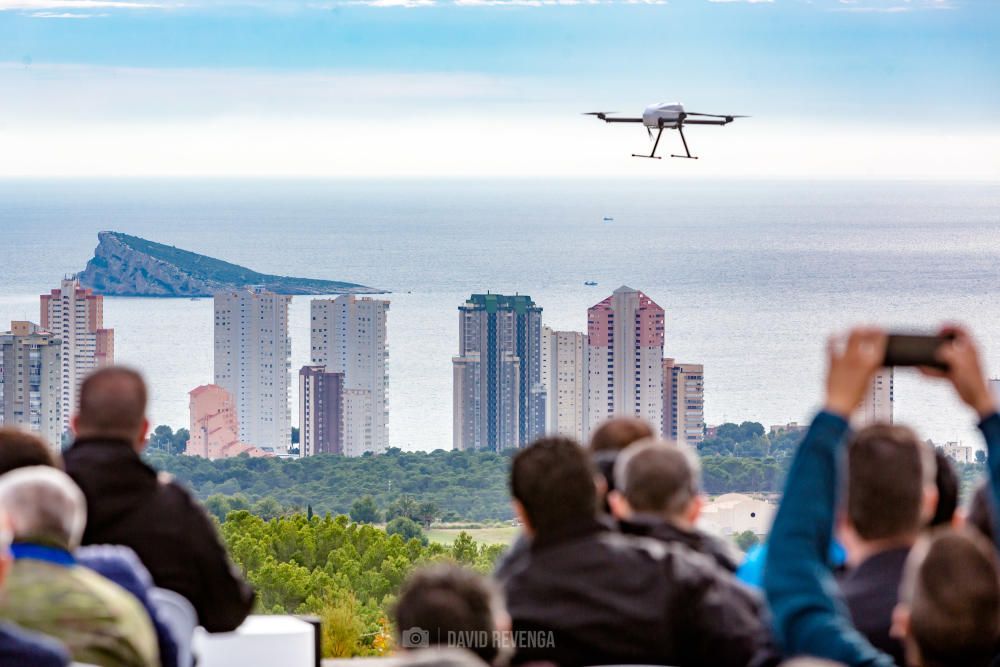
[187,384,269,459]
[310,296,389,455]
[0,321,63,448]
[541,327,588,441]
[453,293,545,451]
[214,287,291,453]
[587,286,665,434]
[299,365,344,456]
[40,277,114,430]
[662,358,705,446]
[854,368,894,427]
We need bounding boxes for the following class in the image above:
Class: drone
[585,102,747,160]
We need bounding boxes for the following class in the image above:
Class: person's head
[967,482,994,544]
[393,563,506,665]
[72,366,149,449]
[510,437,597,536]
[892,528,1000,667]
[0,466,86,551]
[588,417,655,510]
[608,440,704,529]
[929,449,958,528]
[844,424,937,547]
[0,428,61,475]
[588,416,654,454]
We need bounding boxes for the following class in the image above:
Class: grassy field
[426,525,519,546]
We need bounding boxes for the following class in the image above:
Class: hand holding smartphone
[882,333,955,371]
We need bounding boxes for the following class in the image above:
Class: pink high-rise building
[587,286,665,435]
[187,384,270,460]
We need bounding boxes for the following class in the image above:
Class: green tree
[734,530,760,552]
[386,517,424,543]
[251,497,286,521]
[350,496,381,524]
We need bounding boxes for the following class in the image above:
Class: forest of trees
[219,511,504,657]
[150,422,988,521]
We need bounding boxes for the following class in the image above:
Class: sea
[1,179,999,451]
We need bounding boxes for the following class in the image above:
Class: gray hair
[0,467,86,550]
[613,438,703,518]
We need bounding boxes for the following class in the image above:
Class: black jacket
[63,438,255,633]
[617,514,742,573]
[839,546,910,667]
[495,518,779,667]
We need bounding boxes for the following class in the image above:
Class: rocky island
[78,231,380,297]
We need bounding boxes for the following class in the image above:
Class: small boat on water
[584,281,598,286]
[603,216,614,223]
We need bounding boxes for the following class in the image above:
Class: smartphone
[883,333,954,370]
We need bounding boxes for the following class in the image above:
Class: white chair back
[149,586,199,667]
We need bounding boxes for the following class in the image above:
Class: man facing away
[608,439,741,572]
[0,466,159,667]
[764,325,1000,666]
[836,425,938,666]
[63,367,255,633]
[496,435,778,667]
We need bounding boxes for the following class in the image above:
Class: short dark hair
[615,443,698,518]
[589,417,654,453]
[967,482,995,544]
[0,428,61,475]
[76,367,147,440]
[903,528,1000,667]
[847,424,933,541]
[929,449,958,528]
[393,563,501,664]
[511,437,596,534]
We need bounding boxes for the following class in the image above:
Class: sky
[0,0,998,178]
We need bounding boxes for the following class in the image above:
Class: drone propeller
[583,111,618,116]
[686,112,750,118]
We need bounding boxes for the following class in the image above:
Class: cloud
[829,0,954,11]
[0,0,164,9]
[30,8,109,14]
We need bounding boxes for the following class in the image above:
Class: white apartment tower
[541,327,588,441]
[214,287,292,453]
[662,358,705,447]
[854,368,894,427]
[310,295,389,455]
[0,322,63,449]
[40,277,114,431]
[587,286,665,434]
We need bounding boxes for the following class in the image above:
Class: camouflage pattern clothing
[0,544,159,667]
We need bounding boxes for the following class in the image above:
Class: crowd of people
[2,326,999,667]
[393,325,1000,667]
[0,368,254,667]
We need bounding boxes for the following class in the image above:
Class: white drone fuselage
[642,102,685,128]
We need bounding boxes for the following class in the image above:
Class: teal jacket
[763,410,1000,665]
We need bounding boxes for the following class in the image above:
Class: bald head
[73,367,149,448]
[589,417,655,453]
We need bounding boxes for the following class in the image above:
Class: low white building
[699,493,775,536]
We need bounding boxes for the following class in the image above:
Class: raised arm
[925,326,1000,550]
[764,329,895,666]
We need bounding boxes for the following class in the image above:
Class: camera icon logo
[401,627,430,648]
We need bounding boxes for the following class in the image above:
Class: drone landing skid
[630,124,699,160]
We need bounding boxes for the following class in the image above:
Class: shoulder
[0,623,68,667]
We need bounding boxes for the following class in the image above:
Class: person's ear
[594,473,608,501]
[686,494,705,525]
[921,486,939,526]
[0,550,10,589]
[607,490,631,520]
[512,500,534,537]
[136,418,150,451]
[890,603,910,640]
[70,414,81,436]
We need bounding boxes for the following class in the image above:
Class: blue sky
[1,0,998,177]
